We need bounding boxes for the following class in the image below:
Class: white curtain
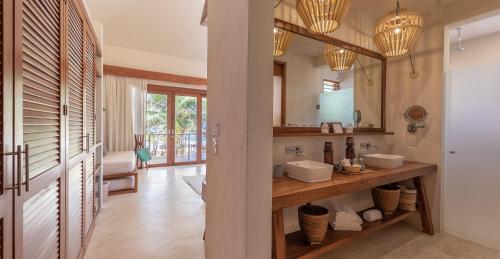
[104,75,147,152]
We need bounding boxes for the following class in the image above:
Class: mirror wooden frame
[273,18,388,136]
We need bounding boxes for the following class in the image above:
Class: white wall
[450,30,500,69]
[276,52,322,126]
[206,0,273,258]
[103,45,207,78]
[385,2,500,232]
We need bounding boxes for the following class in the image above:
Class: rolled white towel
[362,209,383,222]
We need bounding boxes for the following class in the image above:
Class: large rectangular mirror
[273,19,386,135]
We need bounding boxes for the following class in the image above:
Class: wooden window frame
[323,79,340,92]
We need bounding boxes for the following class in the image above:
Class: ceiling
[84,0,207,62]
[449,14,500,43]
[278,0,463,21]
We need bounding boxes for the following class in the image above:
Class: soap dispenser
[324,142,334,165]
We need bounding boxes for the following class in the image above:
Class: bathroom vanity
[271,161,436,259]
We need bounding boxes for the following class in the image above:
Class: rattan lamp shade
[296,0,352,34]
[324,45,357,71]
[274,27,293,57]
[373,8,423,57]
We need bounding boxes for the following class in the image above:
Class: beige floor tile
[85,165,206,259]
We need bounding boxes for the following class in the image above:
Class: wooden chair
[134,134,148,169]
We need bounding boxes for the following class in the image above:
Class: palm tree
[146,94,206,157]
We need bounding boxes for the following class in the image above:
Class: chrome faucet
[286,146,305,156]
[356,152,366,171]
[360,142,379,151]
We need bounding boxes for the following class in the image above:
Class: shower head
[456,27,465,52]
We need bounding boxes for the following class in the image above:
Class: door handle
[3,145,29,196]
[24,144,30,192]
[449,151,456,154]
[16,145,22,196]
[84,133,90,152]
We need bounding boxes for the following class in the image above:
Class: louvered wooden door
[82,29,97,243]
[1,0,15,258]
[13,0,66,258]
[66,1,85,258]
[84,31,96,150]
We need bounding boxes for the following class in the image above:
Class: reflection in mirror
[272,31,383,130]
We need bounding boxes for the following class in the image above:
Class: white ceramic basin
[365,153,404,169]
[285,160,333,182]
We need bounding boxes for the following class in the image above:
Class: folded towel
[328,203,363,232]
[331,203,363,224]
[332,223,362,231]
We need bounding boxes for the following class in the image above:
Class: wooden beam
[103,65,208,85]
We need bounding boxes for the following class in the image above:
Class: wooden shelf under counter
[286,208,417,258]
[272,162,437,259]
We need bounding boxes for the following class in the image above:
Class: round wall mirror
[404,105,427,124]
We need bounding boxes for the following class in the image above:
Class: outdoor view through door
[146,86,207,165]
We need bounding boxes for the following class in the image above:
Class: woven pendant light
[274,27,293,57]
[373,2,423,57]
[296,0,352,34]
[324,45,357,71]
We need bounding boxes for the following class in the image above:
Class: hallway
[85,165,206,259]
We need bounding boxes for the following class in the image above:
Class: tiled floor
[319,223,500,259]
[85,165,206,259]
[85,164,499,259]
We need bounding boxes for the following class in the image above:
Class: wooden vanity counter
[272,161,437,259]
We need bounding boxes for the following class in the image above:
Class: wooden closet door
[82,30,96,240]
[66,0,85,258]
[1,0,15,258]
[67,0,84,162]
[13,0,66,258]
[84,31,96,150]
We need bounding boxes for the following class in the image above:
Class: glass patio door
[146,85,207,166]
[174,95,198,163]
[146,93,171,165]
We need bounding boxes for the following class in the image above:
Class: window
[323,79,340,92]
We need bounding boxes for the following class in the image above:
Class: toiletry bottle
[324,142,334,165]
[346,137,355,160]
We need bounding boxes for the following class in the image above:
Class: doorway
[146,85,207,166]
[443,10,500,250]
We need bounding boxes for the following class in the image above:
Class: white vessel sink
[285,160,333,182]
[365,153,404,169]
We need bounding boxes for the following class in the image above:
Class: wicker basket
[298,204,329,245]
[398,187,417,211]
[372,185,401,215]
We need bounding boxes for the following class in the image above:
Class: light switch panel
[211,123,220,154]
[211,122,219,137]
